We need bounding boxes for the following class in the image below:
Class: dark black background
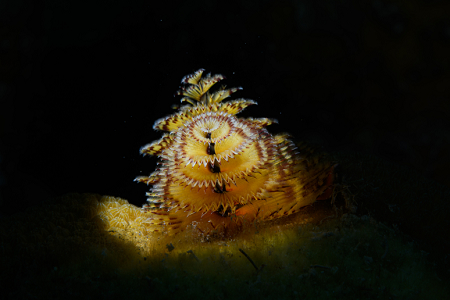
[1,0,450,215]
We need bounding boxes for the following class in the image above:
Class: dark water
[1,0,450,215]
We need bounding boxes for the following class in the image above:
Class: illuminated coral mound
[2,193,448,299]
[136,69,335,234]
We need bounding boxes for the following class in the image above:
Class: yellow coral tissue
[135,69,335,235]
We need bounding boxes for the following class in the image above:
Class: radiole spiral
[136,69,335,235]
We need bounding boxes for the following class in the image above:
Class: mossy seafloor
[1,153,449,299]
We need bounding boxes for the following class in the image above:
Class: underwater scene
[1,0,450,299]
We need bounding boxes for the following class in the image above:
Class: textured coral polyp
[136,69,334,235]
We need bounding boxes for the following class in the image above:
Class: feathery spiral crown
[136,69,333,234]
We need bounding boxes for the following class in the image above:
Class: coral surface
[2,193,448,299]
